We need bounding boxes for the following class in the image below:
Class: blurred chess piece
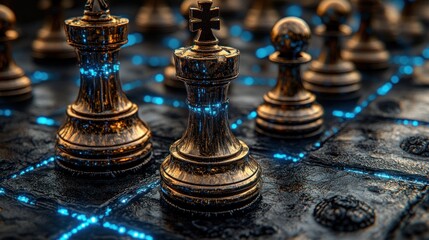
[244,0,280,36]
[0,5,32,104]
[372,1,399,44]
[256,17,324,139]
[160,0,262,214]
[214,0,247,17]
[412,0,429,24]
[414,61,429,85]
[136,0,177,34]
[343,0,389,70]
[56,0,153,177]
[32,0,75,63]
[396,0,424,45]
[303,0,361,99]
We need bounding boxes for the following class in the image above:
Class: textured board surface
[1,4,429,240]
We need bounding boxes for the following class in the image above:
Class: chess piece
[303,0,361,99]
[56,0,153,177]
[396,0,424,45]
[256,17,324,139]
[160,1,262,214]
[244,0,280,36]
[136,0,177,34]
[164,0,228,90]
[412,0,429,24]
[414,61,429,85]
[0,5,32,103]
[32,0,75,62]
[342,0,389,70]
[214,0,245,17]
[372,1,399,44]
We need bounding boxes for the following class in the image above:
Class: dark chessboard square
[1,138,171,213]
[0,196,80,239]
[0,117,55,179]
[309,117,429,178]
[364,85,429,123]
[105,158,426,239]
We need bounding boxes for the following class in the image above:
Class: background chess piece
[372,1,399,44]
[303,0,361,99]
[244,0,280,36]
[256,17,324,139]
[160,1,262,214]
[32,0,75,62]
[0,5,32,104]
[342,0,389,70]
[56,0,152,177]
[414,61,429,85]
[396,0,424,45]
[136,0,177,34]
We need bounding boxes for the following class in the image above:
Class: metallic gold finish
[256,17,324,139]
[342,0,389,70]
[55,0,152,177]
[303,0,361,99]
[0,5,32,103]
[32,0,76,62]
[136,0,177,34]
[160,0,262,214]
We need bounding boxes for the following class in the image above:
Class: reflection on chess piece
[0,5,32,103]
[256,17,324,139]
[164,0,228,90]
[342,0,389,70]
[244,0,280,36]
[303,0,361,99]
[396,0,424,45]
[32,0,75,62]
[160,1,262,214]
[136,0,177,34]
[56,0,153,177]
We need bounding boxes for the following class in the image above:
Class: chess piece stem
[56,0,152,177]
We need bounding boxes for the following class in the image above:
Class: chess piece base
[342,38,390,70]
[160,140,262,215]
[0,72,32,103]
[32,31,76,62]
[303,61,361,99]
[256,95,324,139]
[136,5,177,34]
[56,104,153,178]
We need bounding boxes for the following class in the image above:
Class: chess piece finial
[83,0,111,21]
[190,0,220,46]
[342,0,389,70]
[256,17,324,138]
[32,0,76,62]
[0,4,32,103]
[56,1,152,177]
[160,1,262,214]
[302,0,361,99]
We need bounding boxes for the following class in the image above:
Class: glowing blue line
[8,156,55,180]
[123,33,144,48]
[343,167,428,185]
[35,116,59,127]
[230,110,257,131]
[0,109,13,117]
[142,95,186,108]
[273,152,306,162]
[17,195,36,205]
[58,220,95,240]
[103,222,153,240]
[31,71,51,84]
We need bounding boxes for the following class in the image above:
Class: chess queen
[55,0,152,177]
[160,0,262,214]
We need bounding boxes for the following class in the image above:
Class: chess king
[55,0,152,177]
[160,1,262,214]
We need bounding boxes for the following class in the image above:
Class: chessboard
[1,1,429,239]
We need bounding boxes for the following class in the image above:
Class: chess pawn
[244,0,280,36]
[0,5,32,103]
[56,0,153,177]
[413,61,429,85]
[163,0,228,90]
[342,0,389,70]
[136,0,177,34]
[372,1,399,44]
[160,1,262,214]
[32,0,75,62]
[256,17,324,139]
[303,0,361,99]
